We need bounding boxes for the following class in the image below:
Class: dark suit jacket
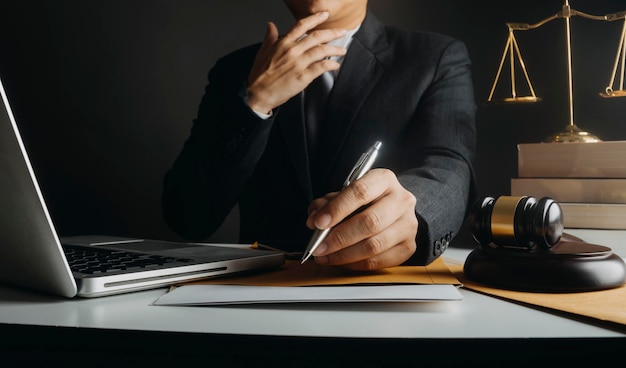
[162,12,477,265]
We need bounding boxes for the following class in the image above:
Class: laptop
[0,76,285,298]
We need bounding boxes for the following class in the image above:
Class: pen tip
[300,254,311,264]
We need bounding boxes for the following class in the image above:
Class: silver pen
[301,141,382,264]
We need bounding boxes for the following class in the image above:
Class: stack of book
[511,140,626,230]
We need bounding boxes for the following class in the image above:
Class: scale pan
[599,90,626,98]
[486,96,542,105]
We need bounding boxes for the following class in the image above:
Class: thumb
[262,21,279,47]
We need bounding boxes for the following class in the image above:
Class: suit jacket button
[434,240,442,255]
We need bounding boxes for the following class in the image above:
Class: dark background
[1,0,625,244]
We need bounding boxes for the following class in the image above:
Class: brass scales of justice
[486,0,626,143]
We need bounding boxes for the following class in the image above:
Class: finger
[283,11,330,42]
[249,22,279,82]
[302,44,347,65]
[262,21,279,48]
[295,28,348,50]
[329,199,395,246]
[304,58,342,83]
[306,199,327,228]
[280,29,347,74]
[306,193,339,228]
[316,230,416,271]
[316,197,415,259]
[332,177,417,243]
[321,224,395,263]
[336,240,417,271]
[313,169,391,230]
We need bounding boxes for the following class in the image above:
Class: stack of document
[153,258,462,306]
[153,284,462,306]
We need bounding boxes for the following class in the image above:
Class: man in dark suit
[162,0,477,269]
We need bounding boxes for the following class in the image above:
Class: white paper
[152,284,462,306]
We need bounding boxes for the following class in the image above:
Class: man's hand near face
[246,11,347,115]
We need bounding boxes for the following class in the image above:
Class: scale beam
[486,1,626,143]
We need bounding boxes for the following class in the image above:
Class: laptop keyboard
[63,244,192,276]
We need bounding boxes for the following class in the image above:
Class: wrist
[247,98,272,117]
[240,82,273,119]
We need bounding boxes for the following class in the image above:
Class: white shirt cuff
[252,108,272,120]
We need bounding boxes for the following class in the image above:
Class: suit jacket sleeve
[161,45,270,240]
[398,38,477,265]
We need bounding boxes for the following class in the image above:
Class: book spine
[517,141,626,178]
[559,203,626,230]
[515,141,626,230]
[510,178,626,204]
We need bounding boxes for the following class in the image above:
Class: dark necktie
[304,72,333,167]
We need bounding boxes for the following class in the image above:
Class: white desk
[1,229,624,365]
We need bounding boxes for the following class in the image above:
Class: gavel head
[469,196,564,249]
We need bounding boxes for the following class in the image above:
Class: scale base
[543,124,601,143]
[463,241,626,292]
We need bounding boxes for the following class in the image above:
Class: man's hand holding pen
[244,10,422,271]
[305,168,419,271]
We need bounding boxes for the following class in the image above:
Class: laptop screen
[0,77,78,297]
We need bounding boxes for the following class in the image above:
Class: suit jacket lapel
[315,13,388,187]
[276,93,314,201]
[275,13,389,199]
